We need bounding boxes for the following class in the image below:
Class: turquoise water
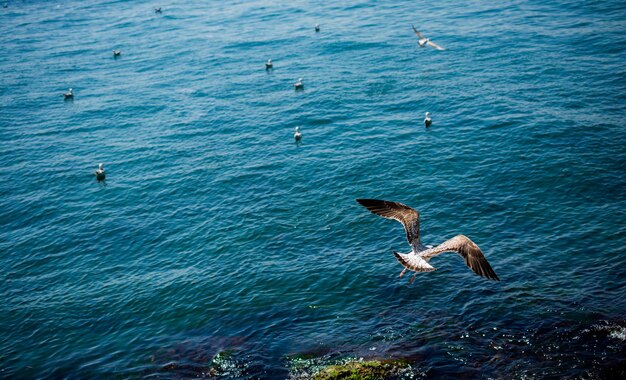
[1,0,626,378]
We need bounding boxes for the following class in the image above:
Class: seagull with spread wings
[356,199,499,283]
[412,25,445,51]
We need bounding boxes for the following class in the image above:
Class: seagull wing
[426,40,445,50]
[412,25,424,39]
[356,198,421,250]
[420,235,499,280]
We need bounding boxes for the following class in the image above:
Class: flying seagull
[412,25,445,50]
[356,199,499,283]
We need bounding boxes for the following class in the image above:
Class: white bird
[294,126,302,141]
[294,78,304,89]
[94,163,106,180]
[424,112,432,127]
[356,199,499,283]
[265,59,273,69]
[315,24,320,32]
[64,88,73,99]
[412,25,445,50]
[113,50,121,57]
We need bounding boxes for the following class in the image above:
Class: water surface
[1,0,626,378]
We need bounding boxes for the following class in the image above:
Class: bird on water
[113,50,121,57]
[265,59,273,69]
[412,25,445,50]
[356,199,499,283]
[294,78,304,90]
[154,7,162,13]
[315,24,320,32]
[94,163,106,181]
[424,112,432,127]
[294,126,302,141]
[64,88,74,99]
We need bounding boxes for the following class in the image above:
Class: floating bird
[424,112,432,127]
[63,88,74,99]
[154,7,162,13]
[412,25,445,50]
[294,126,302,141]
[265,59,273,69]
[113,50,121,57]
[356,199,499,283]
[294,78,304,90]
[315,24,320,32]
[94,163,106,181]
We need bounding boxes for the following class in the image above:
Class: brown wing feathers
[437,235,500,281]
[356,198,420,246]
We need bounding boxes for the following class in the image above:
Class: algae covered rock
[313,359,411,380]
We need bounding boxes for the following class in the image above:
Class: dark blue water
[2,0,626,378]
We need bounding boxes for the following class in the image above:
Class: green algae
[313,359,411,380]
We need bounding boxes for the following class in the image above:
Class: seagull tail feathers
[393,252,435,273]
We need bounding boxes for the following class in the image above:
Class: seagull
[424,112,432,127]
[412,25,445,50]
[265,59,273,69]
[315,24,320,32]
[356,199,499,283]
[294,126,302,141]
[63,88,74,99]
[113,50,121,57]
[294,78,304,90]
[154,7,162,13]
[94,163,106,181]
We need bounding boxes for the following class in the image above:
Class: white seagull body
[294,126,302,141]
[294,78,304,89]
[357,198,499,283]
[412,25,445,51]
[94,163,106,180]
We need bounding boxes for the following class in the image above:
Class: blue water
[2,0,626,378]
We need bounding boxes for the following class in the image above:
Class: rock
[313,359,411,380]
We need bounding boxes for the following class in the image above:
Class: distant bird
[63,88,74,99]
[294,78,304,90]
[424,112,432,127]
[412,25,445,50]
[154,7,162,13]
[94,163,106,181]
[265,59,273,69]
[356,199,499,283]
[294,126,302,141]
[113,50,121,57]
[315,24,320,32]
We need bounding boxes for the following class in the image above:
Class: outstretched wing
[356,199,421,249]
[412,25,424,39]
[426,40,445,50]
[420,235,499,280]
